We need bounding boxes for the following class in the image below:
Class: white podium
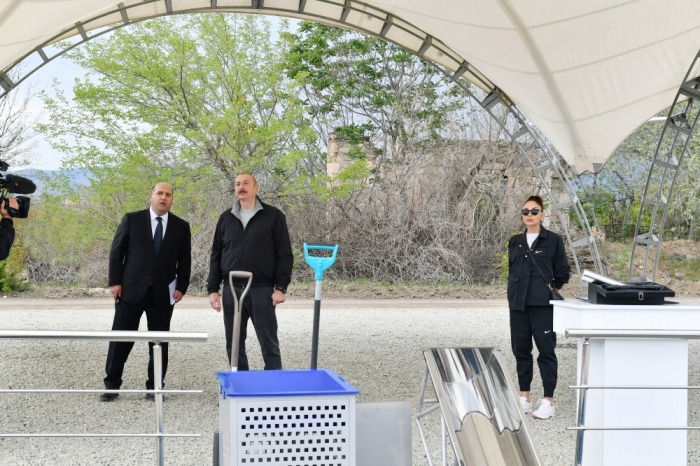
[553,300,700,466]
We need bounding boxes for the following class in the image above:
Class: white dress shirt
[149,207,169,240]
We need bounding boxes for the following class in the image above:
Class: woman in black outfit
[507,195,570,419]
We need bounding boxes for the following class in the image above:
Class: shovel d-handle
[303,243,339,370]
[303,243,338,281]
[228,271,253,372]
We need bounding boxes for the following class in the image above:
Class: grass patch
[660,252,700,281]
[603,242,632,282]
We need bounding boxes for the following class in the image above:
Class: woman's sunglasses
[521,208,541,216]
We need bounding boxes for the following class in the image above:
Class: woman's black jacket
[507,227,571,311]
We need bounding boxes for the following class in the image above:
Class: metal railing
[0,330,207,466]
[565,328,700,466]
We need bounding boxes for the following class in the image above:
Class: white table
[553,300,700,466]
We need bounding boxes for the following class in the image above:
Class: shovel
[228,271,253,372]
[303,243,339,370]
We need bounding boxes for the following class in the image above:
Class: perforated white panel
[220,393,232,466]
[220,395,356,466]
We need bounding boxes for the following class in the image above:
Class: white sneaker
[519,396,532,415]
[532,399,556,419]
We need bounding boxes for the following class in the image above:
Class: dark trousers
[510,305,557,398]
[104,288,174,390]
[223,285,281,371]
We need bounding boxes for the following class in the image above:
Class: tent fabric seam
[372,3,515,31]
[495,0,586,167]
[517,84,680,125]
[574,85,681,123]
[528,0,639,30]
[0,0,21,30]
[552,24,700,74]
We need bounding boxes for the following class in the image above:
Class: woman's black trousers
[509,305,557,398]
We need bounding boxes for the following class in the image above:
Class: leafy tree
[575,113,700,242]
[0,69,37,167]
[27,16,549,286]
[38,15,324,226]
[574,122,658,240]
[34,14,326,287]
[283,22,467,166]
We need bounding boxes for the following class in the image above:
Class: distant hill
[8,168,90,196]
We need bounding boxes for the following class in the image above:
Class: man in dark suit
[101,182,191,401]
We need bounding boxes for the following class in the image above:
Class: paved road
[0,298,698,465]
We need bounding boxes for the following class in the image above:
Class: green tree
[284,22,467,166]
[574,121,658,240]
[40,14,323,196]
[35,14,326,287]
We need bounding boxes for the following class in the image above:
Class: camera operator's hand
[0,197,18,219]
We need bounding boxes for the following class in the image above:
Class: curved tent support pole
[628,50,700,283]
[432,70,604,293]
[0,0,603,291]
[0,0,498,100]
[475,90,604,294]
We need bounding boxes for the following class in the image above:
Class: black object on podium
[587,281,675,305]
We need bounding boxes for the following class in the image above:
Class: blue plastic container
[217,369,359,398]
[217,369,359,466]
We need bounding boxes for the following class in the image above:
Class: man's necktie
[154,217,163,255]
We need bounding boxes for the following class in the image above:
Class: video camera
[0,161,35,218]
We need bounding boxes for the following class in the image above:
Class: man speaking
[101,182,191,401]
[208,173,293,371]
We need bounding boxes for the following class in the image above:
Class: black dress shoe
[145,393,155,401]
[100,392,119,402]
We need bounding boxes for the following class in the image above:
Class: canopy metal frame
[0,0,603,288]
[628,49,700,283]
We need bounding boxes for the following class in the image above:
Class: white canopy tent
[4,0,700,284]
[2,0,700,174]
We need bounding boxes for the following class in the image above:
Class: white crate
[217,369,358,466]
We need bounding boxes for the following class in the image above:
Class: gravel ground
[0,298,699,465]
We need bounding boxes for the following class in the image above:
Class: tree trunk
[690,218,699,241]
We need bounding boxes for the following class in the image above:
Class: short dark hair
[236,172,258,185]
[524,195,544,210]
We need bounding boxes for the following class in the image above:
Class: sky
[16,14,299,171]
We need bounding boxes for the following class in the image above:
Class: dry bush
[76,248,109,288]
[24,141,552,288]
[286,140,538,284]
[26,244,79,284]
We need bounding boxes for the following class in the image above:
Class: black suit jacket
[108,209,192,307]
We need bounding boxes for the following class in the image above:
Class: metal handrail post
[575,338,591,466]
[154,342,164,466]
